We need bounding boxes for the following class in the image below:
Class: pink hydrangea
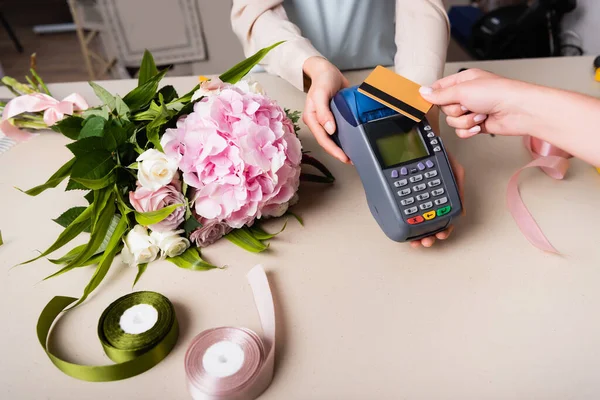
[161,82,302,228]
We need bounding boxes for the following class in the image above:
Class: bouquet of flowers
[9,43,334,306]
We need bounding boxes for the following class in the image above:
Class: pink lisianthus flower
[161,80,302,229]
[129,178,186,232]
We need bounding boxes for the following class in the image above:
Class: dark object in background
[0,11,23,53]
[450,0,577,60]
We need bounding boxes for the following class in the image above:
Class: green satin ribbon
[37,291,179,382]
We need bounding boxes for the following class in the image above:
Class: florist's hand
[419,68,533,138]
[410,151,465,248]
[302,56,351,164]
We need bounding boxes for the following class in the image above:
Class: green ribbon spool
[37,291,179,382]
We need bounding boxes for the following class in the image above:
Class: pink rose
[129,180,186,232]
[189,219,233,248]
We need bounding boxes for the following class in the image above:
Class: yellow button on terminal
[423,211,436,220]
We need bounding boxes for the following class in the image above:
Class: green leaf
[89,81,117,108]
[145,103,172,151]
[78,116,106,139]
[219,41,284,84]
[43,194,116,280]
[65,178,88,191]
[29,68,51,95]
[53,206,89,231]
[113,96,130,119]
[71,151,117,190]
[285,211,304,226]
[84,191,94,204]
[51,116,84,140]
[225,227,268,253]
[166,247,218,271]
[18,205,93,265]
[68,216,128,308]
[17,158,75,196]
[250,219,287,240]
[134,203,182,226]
[66,136,106,157]
[104,118,130,149]
[133,263,148,287]
[123,69,167,111]
[131,101,161,122]
[157,85,177,104]
[82,107,110,120]
[0,230,3,246]
[301,153,335,183]
[183,215,202,234]
[48,214,120,265]
[138,50,158,86]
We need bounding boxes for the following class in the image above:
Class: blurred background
[0,0,591,83]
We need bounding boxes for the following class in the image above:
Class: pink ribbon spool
[185,265,275,400]
[506,136,571,253]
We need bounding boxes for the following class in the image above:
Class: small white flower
[262,202,289,219]
[150,229,190,258]
[136,149,179,191]
[121,225,160,267]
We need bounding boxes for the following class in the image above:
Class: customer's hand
[419,68,535,138]
[302,56,351,164]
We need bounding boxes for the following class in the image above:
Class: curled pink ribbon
[507,136,571,253]
[185,265,275,399]
[0,92,88,142]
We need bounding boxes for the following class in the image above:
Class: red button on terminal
[407,216,424,225]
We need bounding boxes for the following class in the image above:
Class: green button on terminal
[436,205,451,217]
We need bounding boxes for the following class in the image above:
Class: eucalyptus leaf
[134,203,182,226]
[166,247,218,271]
[123,69,167,111]
[225,227,268,253]
[18,205,93,265]
[17,158,75,196]
[51,116,84,140]
[138,50,158,86]
[133,263,148,287]
[68,216,128,308]
[219,41,284,84]
[78,116,106,139]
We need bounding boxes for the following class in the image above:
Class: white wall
[562,0,600,55]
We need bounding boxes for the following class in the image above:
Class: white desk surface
[1,56,600,400]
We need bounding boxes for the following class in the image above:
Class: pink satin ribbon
[0,92,88,142]
[507,136,571,253]
[185,265,276,399]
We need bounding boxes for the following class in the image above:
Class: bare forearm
[522,85,600,166]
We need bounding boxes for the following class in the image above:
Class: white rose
[137,149,178,191]
[234,79,265,95]
[121,225,160,267]
[150,229,190,258]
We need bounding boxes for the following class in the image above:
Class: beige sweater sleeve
[393,0,450,86]
[231,0,322,91]
[231,0,450,90]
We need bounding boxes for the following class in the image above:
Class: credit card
[358,65,432,122]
